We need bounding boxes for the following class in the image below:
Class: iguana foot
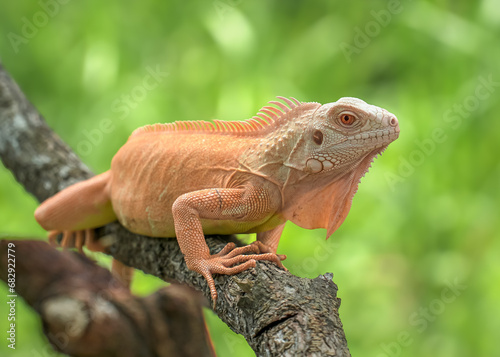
[48,230,133,289]
[250,241,287,267]
[48,229,106,253]
[187,242,287,308]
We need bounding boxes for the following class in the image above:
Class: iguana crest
[130,96,310,137]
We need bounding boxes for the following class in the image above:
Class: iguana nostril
[389,117,398,126]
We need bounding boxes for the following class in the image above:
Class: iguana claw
[187,242,287,308]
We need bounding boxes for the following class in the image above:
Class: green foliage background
[1,1,499,356]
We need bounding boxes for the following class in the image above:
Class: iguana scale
[35,96,399,305]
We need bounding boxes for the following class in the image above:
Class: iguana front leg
[172,186,285,306]
[256,222,286,254]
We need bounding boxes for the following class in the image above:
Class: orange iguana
[35,96,399,306]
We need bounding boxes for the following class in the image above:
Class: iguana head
[282,97,399,237]
[286,97,399,174]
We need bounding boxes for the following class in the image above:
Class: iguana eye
[313,130,323,145]
[339,113,356,126]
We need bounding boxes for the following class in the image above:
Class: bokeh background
[1,1,499,356]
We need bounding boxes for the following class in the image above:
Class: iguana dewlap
[34,96,399,305]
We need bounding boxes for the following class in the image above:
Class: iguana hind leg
[48,229,134,288]
[48,228,107,252]
[35,171,116,233]
[36,171,134,288]
[36,171,116,254]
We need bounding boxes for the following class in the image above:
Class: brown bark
[0,240,214,357]
[0,61,351,356]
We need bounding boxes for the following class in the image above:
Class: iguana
[34,96,399,306]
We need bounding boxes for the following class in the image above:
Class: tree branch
[0,62,350,356]
[0,240,215,357]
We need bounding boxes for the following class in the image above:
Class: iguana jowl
[35,96,399,305]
